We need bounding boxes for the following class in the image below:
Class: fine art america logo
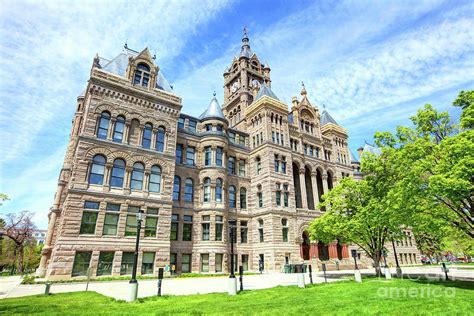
[377,273,457,298]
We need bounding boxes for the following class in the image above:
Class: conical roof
[320,110,339,126]
[199,93,226,121]
[349,150,360,163]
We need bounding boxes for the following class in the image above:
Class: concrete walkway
[2,265,473,300]
[4,272,342,300]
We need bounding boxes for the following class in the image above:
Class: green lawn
[1,279,473,315]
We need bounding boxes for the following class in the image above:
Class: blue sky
[0,0,473,229]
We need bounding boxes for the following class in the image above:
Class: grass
[1,279,473,315]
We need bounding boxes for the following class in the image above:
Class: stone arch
[109,150,131,162]
[292,161,302,208]
[93,103,117,116]
[304,165,315,210]
[84,147,112,161]
[326,169,335,190]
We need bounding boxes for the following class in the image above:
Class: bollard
[384,267,392,280]
[308,265,313,284]
[442,263,449,281]
[354,269,362,283]
[239,266,244,291]
[157,268,164,296]
[44,281,51,295]
[296,264,305,288]
[322,263,327,283]
[85,267,91,292]
[336,261,340,271]
[396,266,403,279]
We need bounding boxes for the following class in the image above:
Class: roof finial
[153,49,157,60]
[213,91,216,97]
[323,103,326,110]
[124,39,128,49]
[301,81,307,96]
[242,26,250,47]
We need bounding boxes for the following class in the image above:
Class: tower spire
[239,26,252,58]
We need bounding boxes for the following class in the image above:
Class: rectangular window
[182,254,191,273]
[188,120,197,132]
[176,144,183,164]
[315,147,319,158]
[228,156,236,175]
[103,213,119,236]
[204,146,212,166]
[239,160,246,177]
[309,146,314,156]
[240,221,248,243]
[72,251,92,277]
[281,133,284,146]
[202,215,210,241]
[125,215,137,236]
[229,132,236,143]
[258,192,263,207]
[106,203,120,212]
[276,191,281,206]
[215,215,223,241]
[80,211,98,235]
[170,253,177,273]
[120,252,134,275]
[171,214,179,241]
[272,131,275,143]
[186,147,195,166]
[216,147,223,166]
[201,254,209,273]
[183,215,193,241]
[281,157,286,173]
[144,217,158,237]
[141,252,155,275]
[274,155,279,172]
[284,192,289,207]
[215,253,223,272]
[304,144,307,155]
[242,254,249,271]
[276,132,280,144]
[205,123,212,131]
[239,135,245,146]
[97,251,114,276]
[178,117,185,129]
[282,227,289,242]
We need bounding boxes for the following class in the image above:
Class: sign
[165,265,170,272]
[351,249,357,258]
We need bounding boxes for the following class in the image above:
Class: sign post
[157,268,164,296]
[352,250,362,283]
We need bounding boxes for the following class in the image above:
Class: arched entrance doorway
[301,231,310,260]
[318,241,329,261]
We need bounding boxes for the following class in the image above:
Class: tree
[375,92,474,238]
[0,193,9,206]
[453,90,474,129]
[2,211,36,274]
[308,157,407,276]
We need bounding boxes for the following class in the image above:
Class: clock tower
[223,28,271,132]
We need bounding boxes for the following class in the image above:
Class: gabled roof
[320,110,339,126]
[199,94,226,121]
[255,83,279,101]
[98,47,173,92]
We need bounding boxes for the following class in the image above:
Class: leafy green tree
[0,193,9,206]
[453,90,474,129]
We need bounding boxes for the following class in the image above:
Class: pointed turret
[199,92,226,122]
[255,83,279,101]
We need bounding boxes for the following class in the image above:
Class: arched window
[184,178,193,202]
[240,188,247,209]
[97,112,110,139]
[156,127,165,152]
[216,178,223,202]
[142,123,153,149]
[89,154,106,184]
[229,185,236,208]
[173,176,181,201]
[113,116,125,142]
[203,178,211,202]
[256,157,261,175]
[130,162,144,190]
[133,63,150,87]
[110,158,125,188]
[149,165,161,192]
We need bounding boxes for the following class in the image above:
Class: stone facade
[38,30,413,280]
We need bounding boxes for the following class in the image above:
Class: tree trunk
[373,252,382,276]
[17,244,24,274]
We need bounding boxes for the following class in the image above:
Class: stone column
[103,162,112,192]
[123,121,131,144]
[151,128,157,150]
[143,171,150,193]
[211,145,217,165]
[107,118,116,140]
[322,173,329,196]
[124,166,132,194]
[138,126,144,147]
[311,171,319,209]
[299,168,308,209]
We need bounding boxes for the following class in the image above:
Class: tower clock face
[231,81,239,93]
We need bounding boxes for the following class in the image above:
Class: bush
[22,275,35,284]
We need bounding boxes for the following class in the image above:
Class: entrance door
[259,254,264,272]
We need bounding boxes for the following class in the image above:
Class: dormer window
[133,63,150,87]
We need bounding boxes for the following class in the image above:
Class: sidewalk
[3,272,343,300]
[0,276,22,299]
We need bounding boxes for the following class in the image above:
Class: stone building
[39,29,364,279]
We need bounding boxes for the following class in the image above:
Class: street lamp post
[228,220,237,295]
[391,239,402,278]
[128,209,145,302]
